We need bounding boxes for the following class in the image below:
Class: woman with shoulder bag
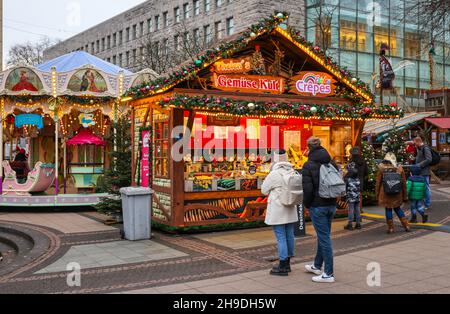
[375,152,410,234]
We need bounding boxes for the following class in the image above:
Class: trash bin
[120,187,153,241]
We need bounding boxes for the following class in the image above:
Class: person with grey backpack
[261,149,301,276]
[302,137,345,283]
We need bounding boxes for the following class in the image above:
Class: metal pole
[55,110,59,195]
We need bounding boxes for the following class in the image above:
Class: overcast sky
[3,0,146,66]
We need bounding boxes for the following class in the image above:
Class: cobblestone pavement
[0,185,449,294]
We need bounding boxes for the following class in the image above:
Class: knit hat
[384,152,398,168]
[273,149,287,163]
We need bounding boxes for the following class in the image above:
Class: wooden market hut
[124,13,403,231]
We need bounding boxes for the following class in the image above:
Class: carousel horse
[2,161,55,196]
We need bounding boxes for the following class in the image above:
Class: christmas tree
[361,141,377,205]
[95,113,132,216]
[381,127,411,164]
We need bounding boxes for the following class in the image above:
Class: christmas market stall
[123,13,403,231]
[0,51,143,206]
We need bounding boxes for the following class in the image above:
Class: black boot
[286,258,291,273]
[409,215,417,224]
[355,222,362,230]
[421,214,429,223]
[344,222,353,230]
[270,260,289,276]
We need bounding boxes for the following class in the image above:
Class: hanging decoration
[158,95,403,120]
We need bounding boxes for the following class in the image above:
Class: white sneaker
[312,273,335,283]
[305,264,322,275]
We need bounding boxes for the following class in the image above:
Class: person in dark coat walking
[413,136,432,210]
[302,137,338,283]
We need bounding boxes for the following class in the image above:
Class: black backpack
[428,147,441,166]
[382,170,402,195]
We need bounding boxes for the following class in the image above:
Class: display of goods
[193,176,213,191]
[240,179,258,191]
[217,178,236,191]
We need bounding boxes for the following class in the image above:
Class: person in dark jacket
[302,136,338,283]
[345,147,368,215]
[407,165,428,223]
[344,167,361,231]
[413,137,432,210]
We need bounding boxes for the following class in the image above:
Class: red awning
[425,118,450,130]
[67,128,107,146]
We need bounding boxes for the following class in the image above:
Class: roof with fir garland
[124,12,404,120]
[124,12,372,102]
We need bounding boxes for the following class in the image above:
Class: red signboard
[212,73,285,94]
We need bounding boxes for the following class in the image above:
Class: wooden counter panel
[184,189,264,201]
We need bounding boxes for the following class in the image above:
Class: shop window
[153,115,170,178]
[340,20,356,51]
[315,16,331,50]
[405,32,420,59]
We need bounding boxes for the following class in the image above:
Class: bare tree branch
[7,37,60,66]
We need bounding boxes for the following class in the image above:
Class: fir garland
[124,12,373,101]
[158,94,403,120]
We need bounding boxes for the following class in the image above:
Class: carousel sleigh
[2,161,55,196]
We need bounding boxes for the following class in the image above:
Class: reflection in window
[405,32,420,59]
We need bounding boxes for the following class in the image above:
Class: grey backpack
[319,163,346,198]
[279,169,303,206]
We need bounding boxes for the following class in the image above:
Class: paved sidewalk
[121,231,450,294]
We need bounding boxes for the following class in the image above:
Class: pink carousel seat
[2,161,55,196]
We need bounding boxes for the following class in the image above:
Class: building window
[193,28,200,46]
[340,20,356,51]
[91,42,95,53]
[101,38,105,51]
[155,15,160,30]
[205,0,211,12]
[183,3,190,19]
[107,35,111,49]
[126,27,130,41]
[107,57,111,63]
[132,25,137,40]
[226,17,234,36]
[405,32,420,59]
[214,21,222,40]
[119,31,123,45]
[174,35,180,50]
[183,32,190,46]
[154,41,160,56]
[96,40,100,53]
[315,17,332,51]
[140,47,145,61]
[163,11,168,28]
[174,7,181,23]
[126,51,130,66]
[113,33,117,47]
[140,22,144,37]
[132,49,137,64]
[113,55,117,64]
[85,44,89,51]
[119,53,123,67]
[216,0,222,8]
[147,18,152,33]
[163,38,169,55]
[194,0,200,15]
[204,24,212,44]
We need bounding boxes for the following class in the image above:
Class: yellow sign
[212,57,252,74]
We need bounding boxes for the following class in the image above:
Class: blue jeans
[385,207,406,220]
[310,206,336,276]
[424,176,431,208]
[410,200,425,216]
[348,202,361,223]
[272,223,295,261]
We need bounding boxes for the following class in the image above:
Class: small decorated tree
[381,126,411,164]
[361,141,377,205]
[95,113,132,217]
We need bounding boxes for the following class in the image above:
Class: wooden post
[171,108,186,227]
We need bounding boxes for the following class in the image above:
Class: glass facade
[306,0,450,108]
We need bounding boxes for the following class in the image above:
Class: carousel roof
[66,128,107,146]
[37,51,133,75]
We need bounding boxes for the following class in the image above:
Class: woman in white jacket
[261,150,299,276]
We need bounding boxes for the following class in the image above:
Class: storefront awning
[67,128,107,146]
[363,111,438,136]
[425,117,450,130]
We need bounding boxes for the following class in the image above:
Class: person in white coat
[261,149,299,276]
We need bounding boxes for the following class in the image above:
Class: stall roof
[67,128,107,146]
[363,111,438,135]
[425,117,450,129]
[37,51,133,75]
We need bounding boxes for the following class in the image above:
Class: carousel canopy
[37,51,133,75]
[67,128,107,146]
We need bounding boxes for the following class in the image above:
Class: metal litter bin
[120,187,153,241]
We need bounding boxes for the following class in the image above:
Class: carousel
[0,51,155,207]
